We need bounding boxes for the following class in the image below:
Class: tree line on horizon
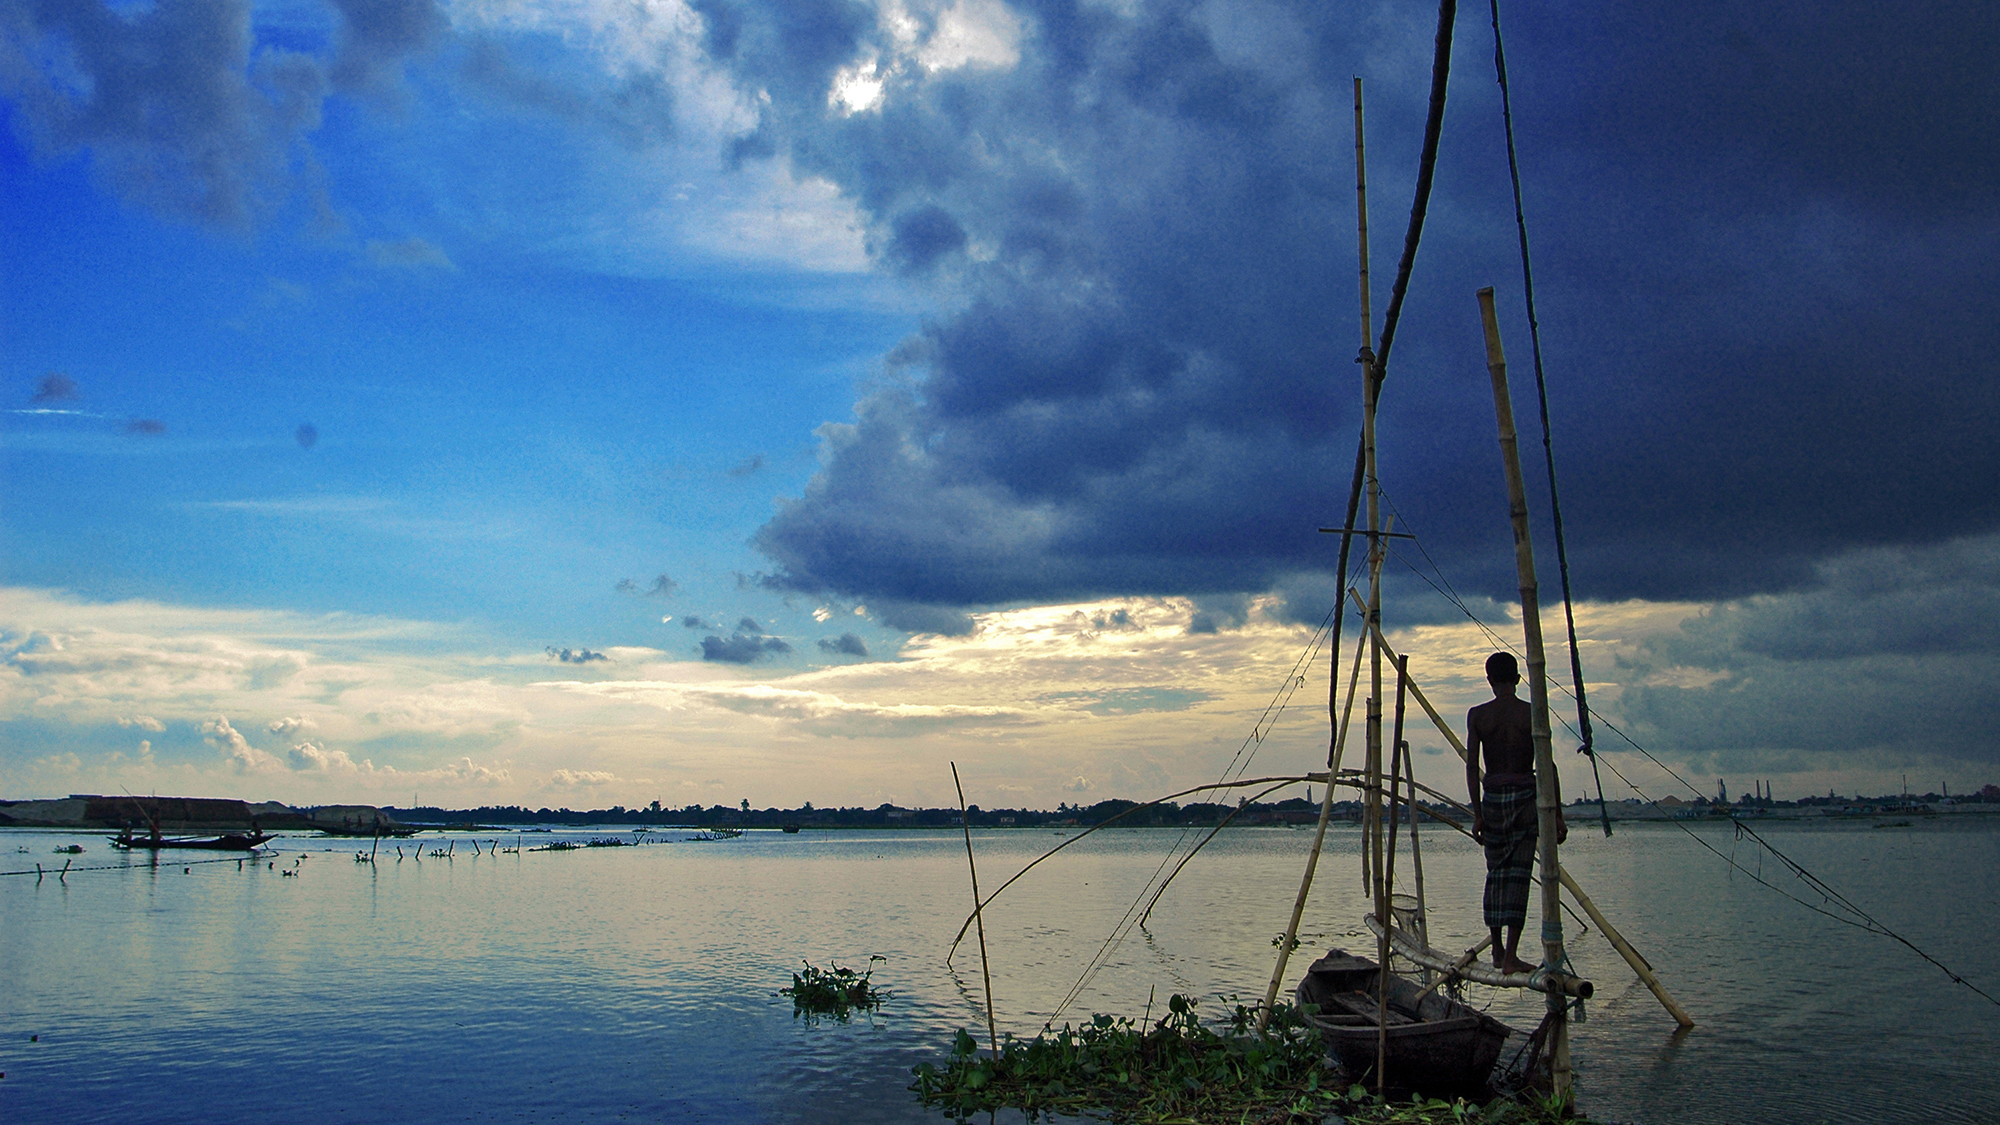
[385,783,2000,829]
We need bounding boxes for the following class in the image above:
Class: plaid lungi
[1482,785,1539,930]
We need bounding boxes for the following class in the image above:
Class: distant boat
[109,827,272,851]
[781,824,802,834]
[314,821,416,838]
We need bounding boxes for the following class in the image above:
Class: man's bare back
[1468,695,1534,784]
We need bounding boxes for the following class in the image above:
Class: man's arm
[1465,708,1484,842]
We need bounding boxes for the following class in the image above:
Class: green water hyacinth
[781,957,886,1022]
[912,995,1339,1123]
[911,996,1588,1124]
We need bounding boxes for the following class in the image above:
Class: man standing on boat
[1466,651,1564,975]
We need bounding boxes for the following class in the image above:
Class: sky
[2,0,1997,813]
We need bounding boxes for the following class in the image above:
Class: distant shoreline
[4,790,1993,833]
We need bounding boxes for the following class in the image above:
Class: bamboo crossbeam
[1556,866,1695,1027]
[1365,915,1591,998]
[1414,935,1492,1003]
[1345,588,1471,764]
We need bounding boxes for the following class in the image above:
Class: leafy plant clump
[1342,1088,1584,1125]
[782,956,887,1021]
[911,996,1587,1125]
[912,995,1343,1124]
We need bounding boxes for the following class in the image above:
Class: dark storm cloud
[680,615,708,629]
[547,646,608,663]
[295,423,319,448]
[715,0,2000,623]
[728,454,767,478]
[816,632,868,657]
[700,631,792,663]
[0,0,447,227]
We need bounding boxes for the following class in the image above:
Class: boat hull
[108,832,273,851]
[1296,949,1513,1094]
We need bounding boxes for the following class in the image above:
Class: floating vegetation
[585,837,629,847]
[530,841,580,852]
[911,996,1583,1125]
[688,827,743,842]
[53,845,84,854]
[782,957,886,1022]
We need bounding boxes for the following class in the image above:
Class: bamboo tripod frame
[1336,588,1694,1027]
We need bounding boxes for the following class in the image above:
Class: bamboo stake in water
[1559,867,1693,1027]
[1257,628,1367,1032]
[952,763,1000,1061]
[1478,285,1570,1096]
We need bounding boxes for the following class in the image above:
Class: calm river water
[2,818,1996,1124]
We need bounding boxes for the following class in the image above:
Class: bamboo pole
[951,763,1001,1061]
[1405,728,1429,955]
[1558,867,1694,1027]
[1365,916,1590,998]
[1256,631,1367,1031]
[1386,655,1409,897]
[1257,78,1377,1033]
[961,772,1324,961]
[1478,285,1570,1095]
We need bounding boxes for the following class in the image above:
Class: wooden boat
[1295,949,1512,1094]
[314,821,416,838]
[109,827,272,851]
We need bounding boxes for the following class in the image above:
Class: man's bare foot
[1496,953,1538,974]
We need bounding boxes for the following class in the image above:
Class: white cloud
[550,768,619,786]
[203,716,281,774]
[119,714,166,731]
[286,740,358,773]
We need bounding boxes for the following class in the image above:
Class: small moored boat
[1296,948,1513,1095]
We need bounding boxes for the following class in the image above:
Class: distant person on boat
[1466,651,1564,975]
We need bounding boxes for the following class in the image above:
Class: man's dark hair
[1486,652,1520,682]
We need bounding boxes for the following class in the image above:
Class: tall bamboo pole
[1255,77,1377,1036]
[1477,286,1570,1096]
[1353,75,1394,1095]
[951,763,1001,1060]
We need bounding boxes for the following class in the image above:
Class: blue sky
[3,0,1998,811]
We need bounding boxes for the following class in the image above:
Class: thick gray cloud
[714,0,2000,623]
[0,0,644,228]
[816,631,868,656]
[0,0,328,225]
[1613,534,2000,770]
[700,630,792,663]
